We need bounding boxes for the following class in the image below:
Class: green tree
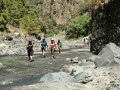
[0,0,41,34]
[66,15,91,39]
[20,14,41,34]
[0,15,7,32]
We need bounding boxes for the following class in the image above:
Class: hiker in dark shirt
[57,40,62,53]
[27,36,34,62]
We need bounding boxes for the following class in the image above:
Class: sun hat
[51,38,54,40]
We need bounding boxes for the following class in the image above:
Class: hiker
[85,38,88,46]
[41,38,48,58]
[37,34,41,41]
[87,37,90,47]
[50,38,56,58]
[82,38,86,47]
[57,40,62,53]
[27,35,34,62]
[83,37,89,47]
[85,37,90,47]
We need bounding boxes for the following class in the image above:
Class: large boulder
[89,43,120,67]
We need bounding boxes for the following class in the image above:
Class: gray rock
[0,37,32,55]
[63,62,95,76]
[66,58,71,61]
[90,43,120,67]
[40,72,75,83]
[70,68,76,76]
[74,69,94,83]
[63,65,84,75]
[4,35,13,41]
[71,57,79,63]
[0,63,4,68]
[80,61,96,69]
[87,55,98,62]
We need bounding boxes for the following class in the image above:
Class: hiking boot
[52,55,56,58]
[42,55,46,58]
[30,60,34,62]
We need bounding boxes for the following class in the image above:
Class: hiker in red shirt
[50,38,56,58]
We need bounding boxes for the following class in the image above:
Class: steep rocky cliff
[91,0,120,54]
[35,0,84,25]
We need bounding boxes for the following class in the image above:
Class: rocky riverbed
[0,35,90,90]
[0,48,92,90]
[1,35,120,90]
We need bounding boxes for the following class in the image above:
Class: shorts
[27,47,33,56]
[41,47,46,52]
[51,48,55,52]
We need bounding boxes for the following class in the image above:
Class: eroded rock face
[0,37,26,55]
[91,0,120,54]
[36,0,84,25]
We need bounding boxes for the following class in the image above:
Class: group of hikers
[27,35,62,62]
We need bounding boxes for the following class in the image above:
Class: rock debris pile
[0,36,40,55]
